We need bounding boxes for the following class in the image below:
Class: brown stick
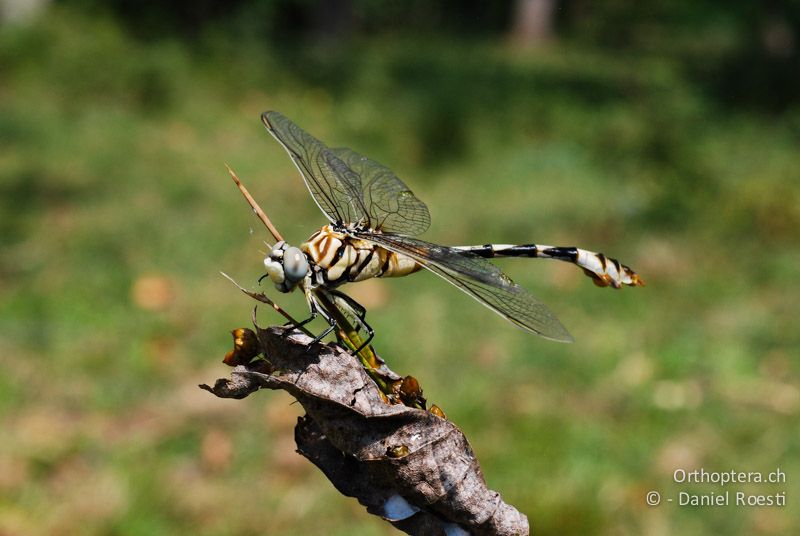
[225,164,284,243]
[219,272,314,337]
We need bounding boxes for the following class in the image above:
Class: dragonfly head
[263,241,309,292]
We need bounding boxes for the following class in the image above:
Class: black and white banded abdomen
[455,243,644,289]
[302,225,421,286]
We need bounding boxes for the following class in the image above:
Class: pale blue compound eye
[283,247,309,282]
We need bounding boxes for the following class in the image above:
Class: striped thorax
[302,225,421,287]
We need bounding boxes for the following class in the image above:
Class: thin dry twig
[226,163,284,243]
[219,271,314,337]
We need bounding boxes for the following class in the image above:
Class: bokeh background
[1,1,799,534]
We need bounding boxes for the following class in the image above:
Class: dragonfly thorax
[301,225,422,287]
[263,241,310,293]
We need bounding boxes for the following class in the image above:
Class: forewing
[360,233,574,342]
[332,147,431,236]
[262,111,369,225]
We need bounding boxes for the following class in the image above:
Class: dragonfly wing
[262,111,369,226]
[331,147,431,236]
[360,233,574,342]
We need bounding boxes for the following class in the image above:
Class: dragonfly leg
[280,300,317,330]
[309,312,336,345]
[328,289,367,322]
[305,291,337,346]
[271,290,334,347]
[351,319,375,355]
[284,314,315,329]
[328,290,375,354]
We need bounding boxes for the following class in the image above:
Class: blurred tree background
[1,1,798,534]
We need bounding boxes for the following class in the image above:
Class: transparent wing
[261,111,369,226]
[331,147,431,236]
[358,232,574,342]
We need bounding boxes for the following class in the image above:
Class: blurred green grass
[1,7,799,535]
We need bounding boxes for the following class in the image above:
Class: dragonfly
[258,111,643,350]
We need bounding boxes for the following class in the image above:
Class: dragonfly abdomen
[303,225,421,286]
[454,243,644,289]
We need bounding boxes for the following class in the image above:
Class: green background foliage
[1,2,798,534]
